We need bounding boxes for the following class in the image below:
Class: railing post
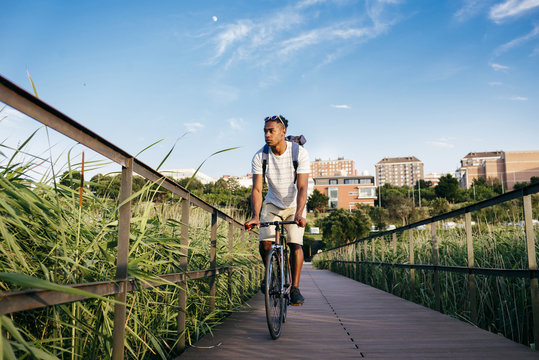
[355,242,360,281]
[240,230,246,299]
[228,222,234,310]
[210,210,218,313]
[381,236,385,263]
[363,241,368,283]
[431,222,441,312]
[409,229,415,300]
[371,238,375,262]
[465,212,477,324]
[176,195,190,352]
[392,233,397,263]
[523,195,539,344]
[112,158,133,360]
[348,245,353,278]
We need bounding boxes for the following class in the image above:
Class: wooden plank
[180,264,537,359]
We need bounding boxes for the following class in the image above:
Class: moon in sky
[212,16,218,22]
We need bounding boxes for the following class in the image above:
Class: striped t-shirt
[251,141,310,209]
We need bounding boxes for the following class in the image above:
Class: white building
[161,168,216,184]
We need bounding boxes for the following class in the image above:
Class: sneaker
[290,286,304,306]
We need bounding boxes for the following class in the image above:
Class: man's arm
[294,173,309,228]
[245,174,263,228]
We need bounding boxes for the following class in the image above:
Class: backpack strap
[261,144,270,183]
[291,141,299,184]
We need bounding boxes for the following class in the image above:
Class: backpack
[261,135,306,184]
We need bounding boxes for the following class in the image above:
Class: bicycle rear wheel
[265,248,284,339]
[282,247,289,323]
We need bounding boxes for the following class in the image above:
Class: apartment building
[375,156,424,187]
[457,150,539,190]
[311,157,356,177]
[313,175,377,209]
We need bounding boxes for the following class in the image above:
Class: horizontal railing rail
[0,74,259,358]
[312,182,539,345]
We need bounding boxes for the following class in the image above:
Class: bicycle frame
[272,223,291,302]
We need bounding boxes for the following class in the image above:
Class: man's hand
[294,214,307,228]
[244,217,260,231]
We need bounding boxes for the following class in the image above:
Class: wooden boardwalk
[180,264,538,359]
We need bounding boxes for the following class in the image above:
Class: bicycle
[246,220,296,339]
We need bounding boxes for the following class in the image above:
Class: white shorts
[259,202,306,245]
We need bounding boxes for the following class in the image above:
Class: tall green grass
[0,138,260,358]
[313,214,539,347]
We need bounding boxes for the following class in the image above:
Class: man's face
[264,120,286,146]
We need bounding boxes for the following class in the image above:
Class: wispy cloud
[511,96,528,101]
[228,118,245,130]
[184,122,205,132]
[331,104,351,109]
[331,105,352,110]
[490,62,509,71]
[489,0,539,22]
[427,138,455,149]
[494,24,539,55]
[488,81,503,86]
[454,0,490,22]
[210,0,401,69]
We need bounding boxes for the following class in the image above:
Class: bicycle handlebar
[244,220,297,231]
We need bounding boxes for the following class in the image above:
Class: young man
[245,115,310,305]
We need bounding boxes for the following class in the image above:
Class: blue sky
[1,0,538,180]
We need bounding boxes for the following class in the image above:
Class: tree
[226,177,241,194]
[435,174,459,203]
[307,189,329,212]
[430,198,450,216]
[315,208,371,248]
[365,205,389,231]
[512,182,528,190]
[59,170,82,190]
[384,192,414,225]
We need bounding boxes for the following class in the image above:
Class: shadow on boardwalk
[180,263,538,359]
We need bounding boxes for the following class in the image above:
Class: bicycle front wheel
[265,248,284,339]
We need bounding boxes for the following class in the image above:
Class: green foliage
[435,174,460,202]
[315,208,371,248]
[429,197,450,216]
[0,152,259,359]
[307,189,329,212]
[364,205,388,231]
[89,174,252,216]
[59,170,82,190]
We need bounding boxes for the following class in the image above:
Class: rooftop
[463,151,504,159]
[376,156,421,164]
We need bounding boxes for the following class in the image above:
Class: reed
[0,136,260,359]
[313,216,539,346]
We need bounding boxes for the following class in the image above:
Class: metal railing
[0,74,259,358]
[312,182,539,344]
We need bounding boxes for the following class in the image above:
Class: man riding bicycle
[245,115,310,306]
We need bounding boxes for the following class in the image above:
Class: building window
[328,187,338,208]
[360,179,372,185]
[344,179,359,184]
[329,179,338,185]
[358,187,376,198]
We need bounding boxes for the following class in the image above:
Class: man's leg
[288,243,303,287]
[259,240,273,266]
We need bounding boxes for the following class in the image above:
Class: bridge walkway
[180,263,538,359]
